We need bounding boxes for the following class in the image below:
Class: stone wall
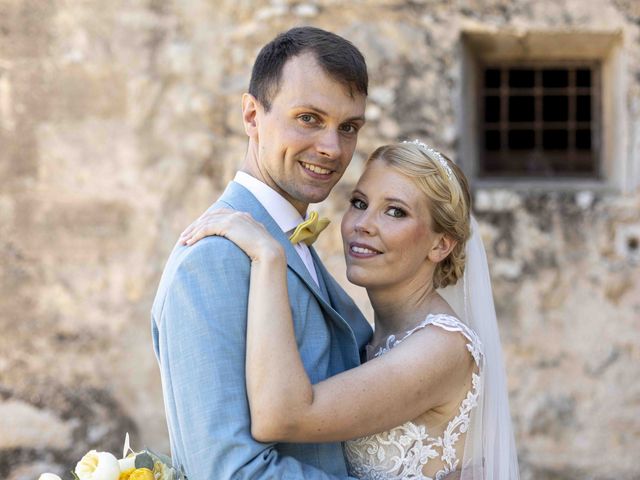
[1,0,638,479]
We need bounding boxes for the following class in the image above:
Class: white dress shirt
[234,171,320,286]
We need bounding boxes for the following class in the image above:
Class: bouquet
[38,433,186,480]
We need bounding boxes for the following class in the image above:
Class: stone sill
[473,178,618,194]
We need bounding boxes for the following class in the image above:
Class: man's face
[246,53,366,214]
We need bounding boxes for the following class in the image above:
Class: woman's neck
[368,279,438,342]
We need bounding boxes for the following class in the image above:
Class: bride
[180,141,519,479]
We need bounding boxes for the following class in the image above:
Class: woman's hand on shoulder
[179,208,284,262]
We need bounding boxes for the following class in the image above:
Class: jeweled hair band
[402,139,454,181]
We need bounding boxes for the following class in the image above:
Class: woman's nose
[354,212,376,235]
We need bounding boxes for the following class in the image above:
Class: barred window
[479,63,600,178]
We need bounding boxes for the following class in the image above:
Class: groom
[151,27,373,479]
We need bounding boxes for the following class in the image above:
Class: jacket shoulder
[152,236,250,319]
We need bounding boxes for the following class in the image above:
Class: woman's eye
[350,198,367,210]
[386,207,406,218]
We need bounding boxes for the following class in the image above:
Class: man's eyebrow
[348,115,366,124]
[293,104,366,123]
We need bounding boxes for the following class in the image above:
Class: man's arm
[155,236,352,479]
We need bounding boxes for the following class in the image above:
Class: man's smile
[300,161,334,177]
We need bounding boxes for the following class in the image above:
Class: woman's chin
[346,269,374,289]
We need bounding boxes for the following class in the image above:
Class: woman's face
[340,158,443,290]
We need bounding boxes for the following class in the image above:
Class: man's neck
[239,161,308,217]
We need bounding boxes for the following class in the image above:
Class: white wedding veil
[439,216,520,480]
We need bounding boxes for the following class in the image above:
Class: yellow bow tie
[289,211,330,246]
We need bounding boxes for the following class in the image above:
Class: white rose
[75,450,121,480]
[118,455,136,471]
[38,474,62,480]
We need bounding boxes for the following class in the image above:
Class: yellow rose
[118,468,135,480]
[128,468,154,480]
[75,450,121,480]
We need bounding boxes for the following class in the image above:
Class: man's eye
[340,123,357,134]
[386,207,406,218]
[299,114,316,124]
[350,198,367,210]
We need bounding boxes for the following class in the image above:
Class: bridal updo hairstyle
[367,142,472,289]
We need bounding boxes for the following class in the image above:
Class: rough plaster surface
[1,0,639,478]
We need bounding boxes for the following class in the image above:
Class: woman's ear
[242,93,260,138]
[428,234,457,263]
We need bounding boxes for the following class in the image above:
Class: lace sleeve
[383,314,484,369]
[347,313,486,480]
[427,314,484,369]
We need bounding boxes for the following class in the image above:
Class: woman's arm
[245,252,317,441]
[248,263,474,442]
[181,211,475,444]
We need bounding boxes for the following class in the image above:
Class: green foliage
[134,452,155,470]
[147,448,174,467]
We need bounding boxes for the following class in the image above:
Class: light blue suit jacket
[151,181,373,479]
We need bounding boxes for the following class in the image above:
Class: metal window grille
[479,63,600,178]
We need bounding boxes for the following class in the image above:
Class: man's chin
[296,189,333,206]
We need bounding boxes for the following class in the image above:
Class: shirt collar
[234,171,305,233]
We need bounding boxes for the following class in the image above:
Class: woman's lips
[348,242,382,258]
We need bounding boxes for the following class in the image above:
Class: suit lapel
[216,182,330,308]
[312,252,331,301]
[216,181,366,369]
[311,247,373,359]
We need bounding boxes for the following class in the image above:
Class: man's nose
[316,129,341,159]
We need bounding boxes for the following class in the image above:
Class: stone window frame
[478,61,601,178]
[458,29,630,192]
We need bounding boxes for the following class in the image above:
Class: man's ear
[242,93,260,138]
[428,234,457,263]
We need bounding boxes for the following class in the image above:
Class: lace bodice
[344,314,484,480]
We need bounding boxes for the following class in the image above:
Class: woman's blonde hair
[367,142,472,288]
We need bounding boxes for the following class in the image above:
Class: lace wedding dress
[344,314,484,480]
